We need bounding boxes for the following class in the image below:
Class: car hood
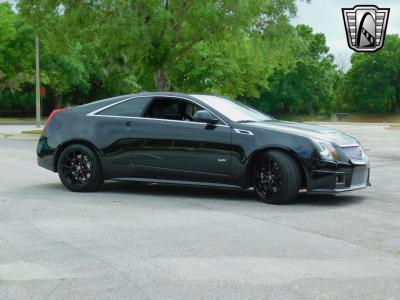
[245,120,359,146]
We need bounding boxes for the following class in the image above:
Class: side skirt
[111,177,245,190]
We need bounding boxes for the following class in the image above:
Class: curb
[0,123,37,125]
[0,134,40,140]
[385,126,400,130]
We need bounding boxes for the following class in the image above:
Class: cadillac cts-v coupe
[37,92,370,204]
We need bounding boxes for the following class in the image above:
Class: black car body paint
[37,92,370,193]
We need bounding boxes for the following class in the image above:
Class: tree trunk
[395,95,400,113]
[154,65,171,91]
[55,94,63,109]
[306,100,314,115]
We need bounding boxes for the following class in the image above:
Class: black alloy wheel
[253,150,301,204]
[58,144,103,192]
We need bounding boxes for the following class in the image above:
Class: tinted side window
[97,97,151,117]
[145,97,208,122]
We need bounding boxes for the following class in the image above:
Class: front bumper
[307,162,370,194]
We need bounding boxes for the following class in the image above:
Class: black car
[37,92,370,204]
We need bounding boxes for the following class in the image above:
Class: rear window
[71,95,132,114]
[97,97,151,117]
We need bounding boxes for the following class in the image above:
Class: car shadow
[293,192,366,207]
[100,181,366,207]
[33,181,367,207]
[101,181,257,202]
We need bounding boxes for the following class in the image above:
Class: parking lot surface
[0,124,399,299]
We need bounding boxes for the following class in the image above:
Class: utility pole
[35,34,41,127]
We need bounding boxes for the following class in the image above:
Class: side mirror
[193,110,219,125]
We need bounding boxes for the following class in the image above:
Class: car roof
[136,91,200,100]
[72,92,222,115]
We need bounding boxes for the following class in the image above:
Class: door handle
[126,121,131,133]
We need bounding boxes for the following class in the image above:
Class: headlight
[312,139,340,161]
[340,144,368,162]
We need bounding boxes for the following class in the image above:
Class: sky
[293,0,400,68]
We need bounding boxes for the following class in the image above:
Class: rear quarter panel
[41,110,133,178]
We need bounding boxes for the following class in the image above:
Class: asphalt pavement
[0,124,399,299]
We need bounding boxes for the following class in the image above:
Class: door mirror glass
[193,110,219,124]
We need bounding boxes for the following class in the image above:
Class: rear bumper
[38,155,54,171]
[37,136,57,172]
[307,163,370,194]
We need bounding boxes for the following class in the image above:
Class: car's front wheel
[253,150,301,204]
[57,144,103,192]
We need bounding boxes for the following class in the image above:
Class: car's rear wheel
[57,144,103,192]
[253,150,301,204]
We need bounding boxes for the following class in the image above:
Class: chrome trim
[233,128,254,136]
[86,94,229,126]
[88,114,230,127]
[339,143,359,148]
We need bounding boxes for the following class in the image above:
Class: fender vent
[234,128,254,136]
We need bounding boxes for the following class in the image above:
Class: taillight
[44,108,65,130]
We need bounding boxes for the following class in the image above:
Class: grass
[275,113,400,123]
[21,129,43,135]
[345,114,400,123]
[275,114,330,122]
[0,117,37,124]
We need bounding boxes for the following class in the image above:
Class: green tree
[17,1,93,108]
[342,34,400,113]
[19,0,298,98]
[40,45,90,108]
[248,24,338,115]
[0,2,34,96]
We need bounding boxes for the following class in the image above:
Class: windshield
[193,95,272,122]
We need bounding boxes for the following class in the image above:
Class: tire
[252,150,301,204]
[57,144,104,192]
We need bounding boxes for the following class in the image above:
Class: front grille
[341,145,363,160]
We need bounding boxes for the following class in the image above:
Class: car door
[129,97,232,182]
[90,96,152,177]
